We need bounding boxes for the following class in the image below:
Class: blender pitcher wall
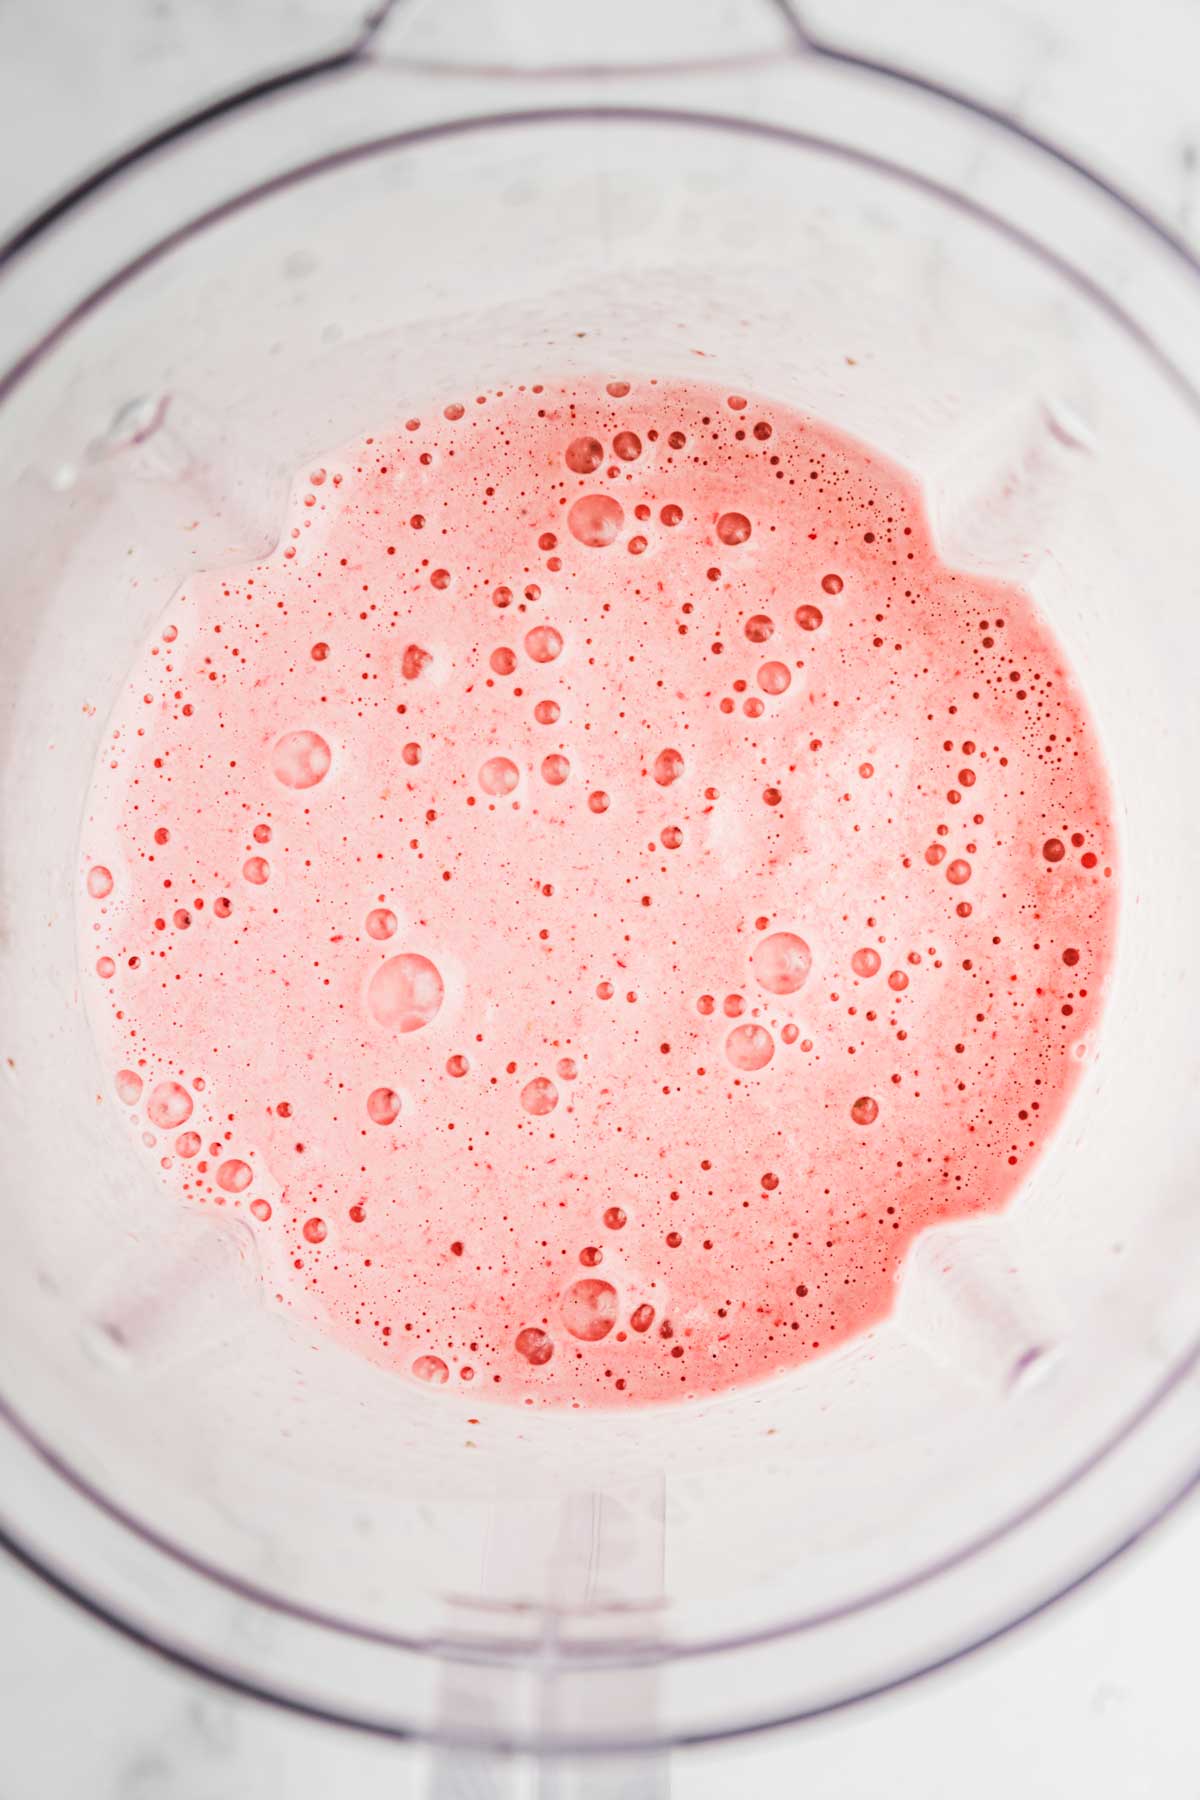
[0,69,1198,1748]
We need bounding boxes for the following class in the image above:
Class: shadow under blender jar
[1,5,1200,1754]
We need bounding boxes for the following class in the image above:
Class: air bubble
[725,1023,775,1071]
[565,436,604,474]
[490,647,516,675]
[516,1327,554,1365]
[757,661,791,695]
[479,756,519,796]
[147,1081,193,1129]
[521,1076,558,1116]
[946,860,972,885]
[716,512,751,546]
[243,856,270,885]
[745,615,773,642]
[653,748,683,786]
[525,625,563,663]
[567,493,624,548]
[87,866,114,899]
[613,431,642,461]
[562,1278,618,1341]
[851,948,881,978]
[217,1158,252,1193]
[115,1070,143,1105]
[751,932,811,995]
[367,1087,401,1125]
[413,1354,449,1383]
[366,908,397,940]
[541,754,570,785]
[272,730,331,790]
[795,605,823,632]
[851,1096,879,1126]
[368,953,444,1033]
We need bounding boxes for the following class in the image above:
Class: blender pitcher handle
[429,1485,668,1793]
[429,1748,668,1798]
[373,0,805,71]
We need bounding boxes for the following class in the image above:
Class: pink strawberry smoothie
[80,375,1117,1407]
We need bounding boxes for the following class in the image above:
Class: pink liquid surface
[81,376,1117,1407]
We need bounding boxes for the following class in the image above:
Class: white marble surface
[3,2,1200,1794]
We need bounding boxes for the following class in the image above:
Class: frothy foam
[80,375,1117,1407]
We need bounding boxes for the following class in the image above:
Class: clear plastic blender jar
[2,0,1199,1763]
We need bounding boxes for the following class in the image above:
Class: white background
[2,2,1199,1793]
